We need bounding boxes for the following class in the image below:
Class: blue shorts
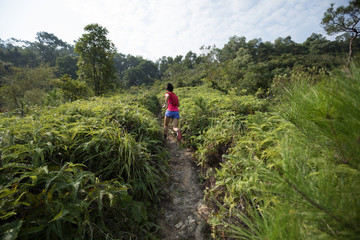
[165,110,180,119]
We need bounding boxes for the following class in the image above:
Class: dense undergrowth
[1,63,359,239]
[0,92,166,239]
[167,86,268,148]
[1,7,360,237]
[176,65,360,239]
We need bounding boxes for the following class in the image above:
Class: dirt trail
[157,136,209,239]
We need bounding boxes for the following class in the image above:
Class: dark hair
[166,83,174,92]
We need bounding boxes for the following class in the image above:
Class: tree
[75,24,116,95]
[321,0,360,65]
[122,60,159,88]
[114,53,129,73]
[34,32,71,66]
[257,41,275,61]
[274,36,296,54]
[55,55,78,79]
[156,56,170,76]
[138,60,159,79]
[0,65,55,114]
[0,45,40,67]
[54,74,93,101]
[219,36,247,62]
[183,51,198,69]
[123,67,147,87]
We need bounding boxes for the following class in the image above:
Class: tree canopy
[322,0,360,64]
[74,24,116,95]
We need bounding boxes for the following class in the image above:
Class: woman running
[163,83,181,141]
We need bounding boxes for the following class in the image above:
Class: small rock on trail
[157,137,208,240]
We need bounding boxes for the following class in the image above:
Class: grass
[0,92,167,239]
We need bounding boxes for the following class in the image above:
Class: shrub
[204,64,360,239]
[162,86,268,148]
[0,92,167,238]
[0,163,145,239]
[54,74,94,101]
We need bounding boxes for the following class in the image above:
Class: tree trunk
[92,63,98,96]
[347,32,358,66]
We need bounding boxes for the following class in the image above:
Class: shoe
[176,130,181,141]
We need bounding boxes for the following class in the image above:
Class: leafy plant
[162,86,268,148]
[53,74,94,101]
[0,92,168,239]
[0,162,149,239]
[203,64,360,239]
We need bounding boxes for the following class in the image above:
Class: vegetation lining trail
[1,1,359,238]
[157,135,208,239]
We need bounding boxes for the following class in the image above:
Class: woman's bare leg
[172,118,179,132]
[172,118,181,141]
[164,116,171,137]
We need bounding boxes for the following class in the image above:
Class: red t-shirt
[166,92,179,111]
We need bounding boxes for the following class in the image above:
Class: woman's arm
[162,93,170,108]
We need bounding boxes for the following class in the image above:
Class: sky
[0,0,351,61]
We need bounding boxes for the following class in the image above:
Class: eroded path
[157,137,208,239]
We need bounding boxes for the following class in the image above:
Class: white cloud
[0,0,351,61]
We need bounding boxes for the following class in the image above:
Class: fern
[178,66,360,239]
[0,92,167,239]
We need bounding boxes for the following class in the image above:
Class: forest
[0,1,359,239]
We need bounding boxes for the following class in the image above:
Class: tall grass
[0,92,167,239]
[178,65,360,239]
[0,163,140,239]
[160,86,268,148]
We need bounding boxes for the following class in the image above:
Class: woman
[163,83,181,141]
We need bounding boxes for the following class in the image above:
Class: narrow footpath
[157,135,209,240]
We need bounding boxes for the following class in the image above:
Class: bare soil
[156,135,210,240]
